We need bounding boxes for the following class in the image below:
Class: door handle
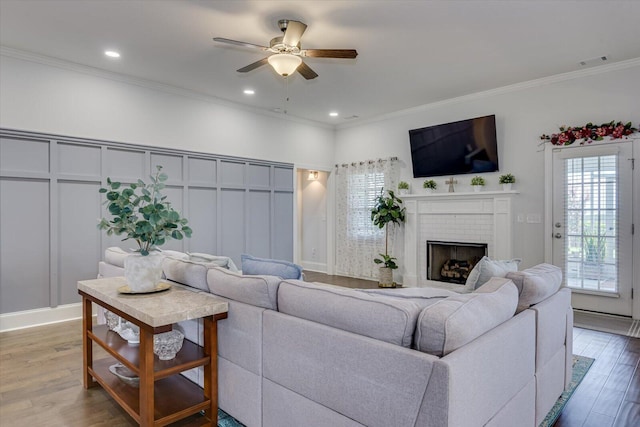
[554,233,562,239]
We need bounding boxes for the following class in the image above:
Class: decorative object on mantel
[423,179,437,193]
[499,173,516,191]
[371,190,406,288]
[471,176,486,192]
[445,177,457,193]
[539,121,638,146]
[98,165,192,292]
[398,181,410,195]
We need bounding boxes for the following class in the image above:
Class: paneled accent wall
[0,129,294,315]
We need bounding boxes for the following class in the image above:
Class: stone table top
[77,276,228,327]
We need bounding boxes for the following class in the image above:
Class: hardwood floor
[1,272,638,426]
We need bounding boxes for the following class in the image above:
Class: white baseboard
[0,303,85,332]
[300,261,328,273]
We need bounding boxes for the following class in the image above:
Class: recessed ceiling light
[104,50,121,58]
[329,112,339,117]
[243,89,255,95]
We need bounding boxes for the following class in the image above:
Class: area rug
[538,355,594,427]
[218,409,244,427]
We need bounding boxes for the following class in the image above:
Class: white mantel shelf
[400,190,519,199]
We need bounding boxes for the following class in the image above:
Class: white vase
[425,188,436,194]
[398,188,409,196]
[378,267,395,288]
[124,252,164,292]
[473,185,482,192]
[502,183,513,191]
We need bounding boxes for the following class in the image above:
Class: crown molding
[337,57,640,130]
[0,46,333,130]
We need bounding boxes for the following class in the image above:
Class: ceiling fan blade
[297,61,318,80]
[301,49,358,59]
[282,20,307,46]
[213,37,268,51]
[237,57,269,73]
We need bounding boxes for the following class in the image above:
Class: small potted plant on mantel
[371,189,406,288]
[98,166,192,292]
[470,176,486,192]
[397,181,410,195]
[499,173,516,191]
[423,179,437,193]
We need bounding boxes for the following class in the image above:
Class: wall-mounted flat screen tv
[409,115,498,178]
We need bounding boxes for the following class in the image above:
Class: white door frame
[545,138,639,319]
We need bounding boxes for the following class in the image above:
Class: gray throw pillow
[464,256,521,292]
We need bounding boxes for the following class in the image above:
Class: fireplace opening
[427,241,488,284]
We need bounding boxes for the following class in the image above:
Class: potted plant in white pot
[470,176,485,192]
[499,173,515,191]
[397,181,410,195]
[371,189,406,287]
[423,179,437,193]
[98,166,192,292]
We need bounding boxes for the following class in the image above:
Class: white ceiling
[1,0,639,126]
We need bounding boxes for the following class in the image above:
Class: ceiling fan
[213,19,357,79]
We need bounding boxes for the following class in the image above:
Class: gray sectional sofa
[98,249,573,427]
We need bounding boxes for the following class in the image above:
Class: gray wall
[0,129,293,315]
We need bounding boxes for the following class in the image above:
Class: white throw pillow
[464,256,521,292]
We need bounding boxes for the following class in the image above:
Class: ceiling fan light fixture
[268,53,302,76]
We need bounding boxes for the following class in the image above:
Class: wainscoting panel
[0,128,294,320]
[57,181,102,305]
[0,178,51,313]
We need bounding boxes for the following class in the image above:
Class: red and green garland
[540,121,638,146]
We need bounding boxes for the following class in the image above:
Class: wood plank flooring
[1,272,638,426]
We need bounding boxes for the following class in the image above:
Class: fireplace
[427,241,488,284]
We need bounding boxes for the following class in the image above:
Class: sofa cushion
[415,277,518,356]
[277,280,421,347]
[357,287,456,309]
[162,257,211,291]
[104,247,188,268]
[241,254,303,280]
[104,247,129,268]
[464,256,521,292]
[188,252,239,272]
[206,266,280,310]
[506,263,562,311]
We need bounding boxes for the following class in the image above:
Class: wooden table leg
[139,327,155,426]
[204,313,227,426]
[82,296,96,389]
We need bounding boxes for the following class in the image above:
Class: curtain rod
[335,156,398,168]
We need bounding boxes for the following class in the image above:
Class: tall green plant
[98,166,192,255]
[371,189,406,269]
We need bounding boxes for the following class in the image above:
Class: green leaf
[158,173,168,182]
[99,188,107,193]
[111,182,121,190]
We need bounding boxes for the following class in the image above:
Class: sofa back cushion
[206,267,280,310]
[162,257,211,291]
[188,253,239,272]
[505,263,562,311]
[241,254,303,280]
[105,247,188,268]
[277,280,421,347]
[415,277,518,356]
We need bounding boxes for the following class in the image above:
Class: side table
[78,277,228,426]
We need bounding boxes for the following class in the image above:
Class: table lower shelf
[90,357,212,426]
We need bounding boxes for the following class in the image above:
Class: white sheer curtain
[335,158,400,279]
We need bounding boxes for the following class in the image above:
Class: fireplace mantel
[401,191,519,290]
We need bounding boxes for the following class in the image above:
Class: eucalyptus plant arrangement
[471,176,486,186]
[371,189,406,269]
[423,179,437,190]
[499,173,516,184]
[98,166,192,255]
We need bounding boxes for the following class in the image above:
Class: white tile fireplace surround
[402,191,518,290]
